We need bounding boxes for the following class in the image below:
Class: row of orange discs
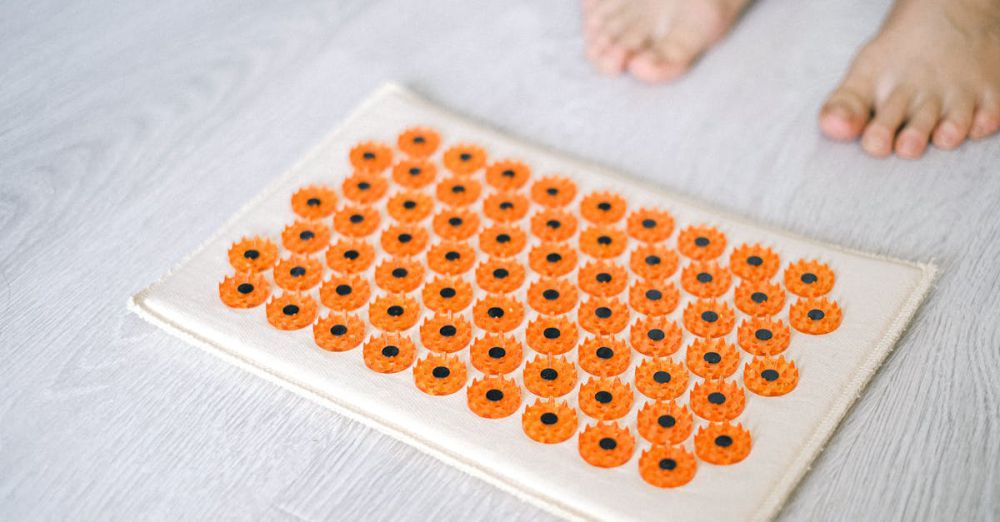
[218,127,843,488]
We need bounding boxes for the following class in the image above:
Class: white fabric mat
[129,84,935,522]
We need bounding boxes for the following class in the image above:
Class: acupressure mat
[130,84,936,522]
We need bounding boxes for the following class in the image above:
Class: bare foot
[819,0,1000,159]
[582,0,753,81]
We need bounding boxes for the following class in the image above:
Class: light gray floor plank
[1,0,997,520]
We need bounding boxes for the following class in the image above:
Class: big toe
[819,87,874,141]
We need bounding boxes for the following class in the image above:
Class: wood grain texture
[0,0,997,520]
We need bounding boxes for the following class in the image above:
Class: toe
[595,45,631,75]
[969,97,1000,140]
[861,89,912,158]
[626,26,711,83]
[895,98,940,159]
[819,85,875,141]
[627,50,690,83]
[932,95,974,150]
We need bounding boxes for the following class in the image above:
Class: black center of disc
[485,389,503,401]
[487,307,504,318]
[282,305,298,316]
[653,371,671,383]
[237,283,254,294]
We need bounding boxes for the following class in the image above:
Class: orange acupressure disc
[579,298,629,335]
[380,224,429,257]
[630,245,679,280]
[374,258,425,293]
[627,208,675,243]
[527,278,579,315]
[578,261,628,297]
[526,315,578,355]
[427,241,476,275]
[690,380,746,422]
[580,226,627,259]
[580,192,627,224]
[475,258,526,293]
[273,255,324,291]
[479,225,527,258]
[266,293,318,330]
[522,400,578,444]
[391,158,438,189]
[745,356,799,396]
[386,191,434,223]
[578,336,631,377]
[523,355,577,398]
[685,338,740,379]
[483,192,530,223]
[629,280,680,316]
[530,209,577,242]
[680,261,733,298]
[634,358,689,401]
[413,354,467,396]
[313,313,365,352]
[637,400,694,445]
[325,240,375,274]
[729,243,780,282]
[578,422,635,468]
[578,377,633,421]
[737,317,791,356]
[318,274,371,311]
[734,279,786,317]
[790,298,843,334]
[419,314,473,353]
[785,259,836,297]
[467,375,521,419]
[530,176,577,208]
[342,172,388,205]
[397,127,441,157]
[529,243,578,277]
[695,422,752,465]
[639,445,697,488]
[333,206,381,238]
[443,144,487,175]
[472,295,524,333]
[349,141,393,173]
[228,236,278,273]
[363,334,416,373]
[422,277,474,313]
[291,185,338,220]
[281,220,331,254]
[630,317,683,357]
[470,334,523,375]
[436,177,482,207]
[677,225,727,261]
[432,208,480,241]
[485,159,531,191]
[683,300,735,338]
[368,294,420,332]
[219,272,270,308]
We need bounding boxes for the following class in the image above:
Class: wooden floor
[2,0,997,520]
